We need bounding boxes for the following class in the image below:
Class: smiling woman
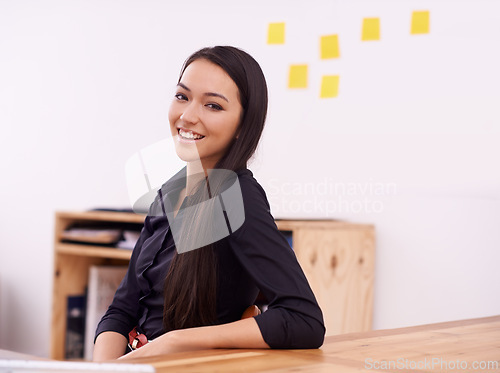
[92,46,325,361]
[169,58,242,170]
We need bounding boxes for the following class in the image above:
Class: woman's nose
[180,103,199,124]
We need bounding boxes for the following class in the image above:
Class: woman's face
[169,58,242,169]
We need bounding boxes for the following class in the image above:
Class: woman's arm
[119,317,269,360]
[225,172,326,349]
[93,331,129,361]
[92,216,155,362]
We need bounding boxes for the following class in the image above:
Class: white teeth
[179,128,204,140]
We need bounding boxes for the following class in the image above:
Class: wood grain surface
[123,315,500,372]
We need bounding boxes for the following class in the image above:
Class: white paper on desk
[84,266,128,361]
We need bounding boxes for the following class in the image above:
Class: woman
[93,46,325,361]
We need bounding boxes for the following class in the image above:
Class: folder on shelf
[84,266,128,361]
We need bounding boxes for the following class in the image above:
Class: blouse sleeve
[226,174,325,349]
[94,216,153,341]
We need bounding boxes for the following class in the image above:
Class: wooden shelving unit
[50,211,375,360]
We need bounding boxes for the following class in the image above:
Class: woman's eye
[174,93,188,101]
[206,103,223,111]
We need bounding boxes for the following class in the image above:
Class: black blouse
[95,168,325,349]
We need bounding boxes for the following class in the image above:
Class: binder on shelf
[83,265,128,361]
[65,295,86,360]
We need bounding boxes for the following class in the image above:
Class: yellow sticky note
[268,22,285,44]
[320,75,339,98]
[320,35,340,59]
[288,65,308,89]
[361,17,380,41]
[411,11,430,34]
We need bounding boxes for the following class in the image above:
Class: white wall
[0,0,499,357]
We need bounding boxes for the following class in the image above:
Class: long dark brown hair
[162,46,268,332]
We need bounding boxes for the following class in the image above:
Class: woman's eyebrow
[177,82,229,103]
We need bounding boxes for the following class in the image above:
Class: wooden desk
[130,315,500,372]
[2,315,498,372]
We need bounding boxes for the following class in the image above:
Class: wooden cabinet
[278,221,375,337]
[51,211,375,360]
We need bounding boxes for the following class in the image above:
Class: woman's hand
[241,305,261,319]
[118,330,186,360]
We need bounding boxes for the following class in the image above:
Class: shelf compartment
[55,243,133,260]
